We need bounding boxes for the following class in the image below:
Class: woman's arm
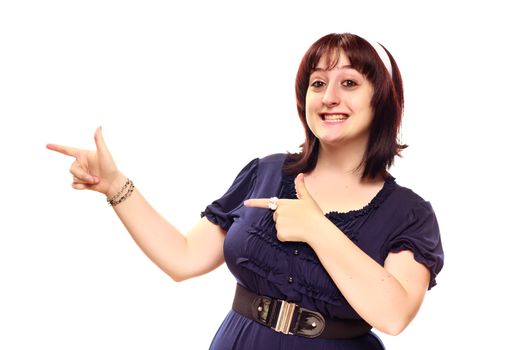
[306,217,429,335]
[109,173,226,281]
[47,127,226,282]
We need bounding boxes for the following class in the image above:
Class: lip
[320,113,350,123]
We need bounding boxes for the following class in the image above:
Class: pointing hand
[244,173,326,243]
[47,127,124,196]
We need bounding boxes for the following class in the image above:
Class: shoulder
[238,154,287,175]
[386,179,436,217]
[241,153,288,197]
[391,183,427,205]
[252,153,288,174]
[258,153,288,166]
[235,154,287,178]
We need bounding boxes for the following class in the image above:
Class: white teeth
[323,114,348,121]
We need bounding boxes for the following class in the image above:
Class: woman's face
[305,50,375,148]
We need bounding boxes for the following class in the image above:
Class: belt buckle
[272,299,297,335]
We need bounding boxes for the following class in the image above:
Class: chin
[318,134,366,149]
[318,137,348,147]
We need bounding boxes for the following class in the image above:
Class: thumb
[294,173,313,201]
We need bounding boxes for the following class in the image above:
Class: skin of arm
[306,216,429,335]
[109,174,226,282]
[47,127,226,282]
[245,173,430,335]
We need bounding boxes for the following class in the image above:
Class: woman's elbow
[375,315,412,336]
[170,274,187,283]
[168,270,196,282]
[380,323,406,336]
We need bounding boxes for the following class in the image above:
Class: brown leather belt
[232,284,371,339]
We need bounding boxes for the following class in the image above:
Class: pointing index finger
[244,198,271,209]
[46,143,81,157]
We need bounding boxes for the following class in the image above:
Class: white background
[1,0,524,349]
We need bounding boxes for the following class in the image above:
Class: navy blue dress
[202,154,444,349]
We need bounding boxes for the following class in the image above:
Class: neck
[315,138,369,180]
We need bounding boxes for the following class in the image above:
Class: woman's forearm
[306,216,424,335]
[107,173,225,282]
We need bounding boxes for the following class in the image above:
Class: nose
[321,83,340,107]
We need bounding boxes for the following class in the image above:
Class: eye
[342,79,357,87]
[310,80,325,88]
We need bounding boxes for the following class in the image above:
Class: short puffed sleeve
[201,158,258,232]
[385,201,444,289]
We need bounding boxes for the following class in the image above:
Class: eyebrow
[311,64,356,73]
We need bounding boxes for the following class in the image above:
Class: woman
[48,33,444,349]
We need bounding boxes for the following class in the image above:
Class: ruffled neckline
[280,156,396,223]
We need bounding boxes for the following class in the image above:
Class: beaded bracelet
[107,178,130,203]
[107,178,134,207]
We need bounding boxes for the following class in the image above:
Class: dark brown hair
[285,33,406,179]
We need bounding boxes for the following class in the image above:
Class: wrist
[105,172,128,198]
[304,214,332,245]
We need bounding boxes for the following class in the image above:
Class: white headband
[368,40,393,77]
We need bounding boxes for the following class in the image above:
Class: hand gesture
[47,127,123,196]
[244,173,326,243]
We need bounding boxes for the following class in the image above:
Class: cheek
[353,92,374,118]
[304,95,317,126]
[361,107,375,129]
[305,92,318,115]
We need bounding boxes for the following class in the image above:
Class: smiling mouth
[321,113,349,121]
